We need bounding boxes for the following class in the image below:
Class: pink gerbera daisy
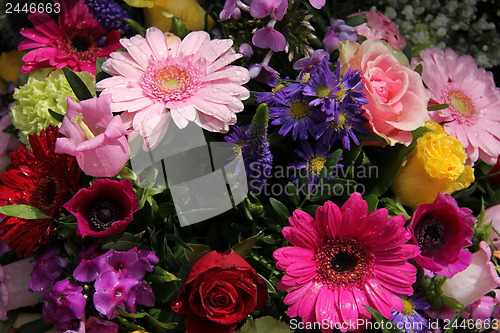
[18,0,121,75]
[273,193,419,332]
[95,27,250,148]
[417,46,500,165]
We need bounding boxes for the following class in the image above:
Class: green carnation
[237,317,292,333]
[11,68,95,143]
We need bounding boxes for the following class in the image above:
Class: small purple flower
[249,63,280,85]
[42,279,86,331]
[93,271,141,319]
[323,19,358,53]
[73,243,102,283]
[239,43,254,57]
[133,280,155,307]
[391,298,429,333]
[86,316,119,333]
[220,0,242,21]
[30,244,67,292]
[249,0,288,20]
[96,249,147,280]
[293,49,330,72]
[308,0,325,9]
[252,27,287,52]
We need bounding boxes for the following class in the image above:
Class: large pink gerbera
[95,27,250,148]
[417,46,500,165]
[273,193,419,332]
[18,0,121,75]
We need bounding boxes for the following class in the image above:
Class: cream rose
[339,40,429,146]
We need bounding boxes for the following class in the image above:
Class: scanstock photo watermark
[248,162,379,197]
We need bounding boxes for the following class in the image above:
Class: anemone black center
[331,252,357,273]
[415,218,446,251]
[45,180,58,205]
[89,200,118,231]
[71,36,91,52]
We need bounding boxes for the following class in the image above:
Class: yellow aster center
[330,113,348,130]
[301,72,311,83]
[289,100,309,120]
[447,90,475,117]
[335,86,347,102]
[307,156,326,175]
[272,83,286,94]
[71,113,95,140]
[401,299,414,316]
[233,140,245,155]
[317,86,331,98]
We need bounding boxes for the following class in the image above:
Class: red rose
[172,250,268,333]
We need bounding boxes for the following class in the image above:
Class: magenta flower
[86,316,119,333]
[93,271,141,318]
[252,27,287,52]
[42,279,87,331]
[249,0,288,20]
[18,0,121,74]
[55,95,130,177]
[30,244,67,292]
[417,46,500,164]
[95,28,250,148]
[408,193,476,278]
[0,259,45,321]
[73,242,102,282]
[64,179,137,238]
[443,241,500,306]
[95,249,149,279]
[273,193,419,332]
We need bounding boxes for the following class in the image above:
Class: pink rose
[352,11,407,51]
[340,40,429,145]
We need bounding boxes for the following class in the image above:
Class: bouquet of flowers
[1,0,500,332]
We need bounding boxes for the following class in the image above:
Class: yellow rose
[124,0,215,32]
[0,50,24,85]
[392,121,474,207]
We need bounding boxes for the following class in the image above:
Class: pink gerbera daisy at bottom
[273,193,419,332]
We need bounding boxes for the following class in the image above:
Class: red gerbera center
[315,237,374,288]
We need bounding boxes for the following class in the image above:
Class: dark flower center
[415,218,446,252]
[89,200,118,231]
[316,237,374,288]
[71,36,91,52]
[35,176,63,213]
[331,252,357,272]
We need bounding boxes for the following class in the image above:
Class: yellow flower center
[272,83,285,94]
[71,113,95,140]
[233,140,245,155]
[447,90,475,118]
[316,86,331,98]
[307,156,326,175]
[289,100,309,120]
[301,72,311,83]
[164,77,180,88]
[329,113,348,130]
[401,299,414,316]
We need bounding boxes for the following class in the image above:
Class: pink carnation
[353,11,407,51]
[416,46,500,164]
[273,193,419,332]
[95,27,250,149]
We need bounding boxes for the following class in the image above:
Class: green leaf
[184,244,212,264]
[379,197,410,219]
[427,103,450,111]
[344,14,367,26]
[414,63,423,75]
[269,198,289,220]
[364,306,401,333]
[165,233,192,251]
[116,167,137,182]
[170,15,189,39]
[403,42,413,63]
[16,319,53,333]
[116,316,146,331]
[126,18,147,36]
[48,108,64,122]
[117,306,147,318]
[285,182,300,207]
[364,194,379,213]
[0,311,18,333]
[258,273,276,293]
[145,312,178,329]
[323,149,343,175]
[443,308,464,333]
[62,67,93,101]
[95,57,110,84]
[101,232,140,251]
[232,232,262,258]
[149,266,180,283]
[0,205,51,219]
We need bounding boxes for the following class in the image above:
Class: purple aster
[255,81,286,106]
[269,88,318,141]
[314,97,369,150]
[93,271,141,319]
[30,244,67,292]
[241,104,273,192]
[303,58,367,116]
[391,298,429,333]
[224,125,248,157]
[290,141,339,193]
[42,279,87,331]
[323,19,358,53]
[84,0,130,33]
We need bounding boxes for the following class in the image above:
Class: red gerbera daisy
[0,126,80,256]
[17,0,121,75]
